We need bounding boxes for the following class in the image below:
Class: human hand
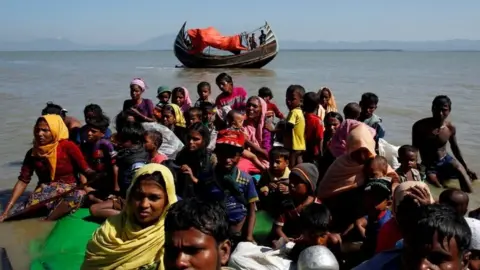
[406,185,432,206]
[467,169,478,181]
[278,184,289,194]
[84,186,95,194]
[245,236,257,244]
[268,182,278,190]
[0,212,7,222]
[180,165,193,176]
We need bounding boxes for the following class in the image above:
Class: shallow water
[0,50,479,267]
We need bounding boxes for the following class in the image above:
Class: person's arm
[245,139,268,159]
[272,103,285,119]
[113,164,120,192]
[449,124,470,171]
[273,223,289,240]
[245,202,256,242]
[411,121,421,150]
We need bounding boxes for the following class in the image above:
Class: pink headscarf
[179,87,192,113]
[329,119,376,158]
[130,78,147,91]
[243,96,267,145]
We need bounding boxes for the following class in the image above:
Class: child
[156,85,171,105]
[358,92,385,139]
[210,130,259,243]
[162,104,188,145]
[343,102,361,120]
[284,85,306,167]
[226,110,267,171]
[172,87,192,114]
[194,81,215,107]
[200,102,217,152]
[302,92,324,164]
[186,107,203,127]
[258,146,291,215]
[271,163,320,242]
[144,130,167,164]
[439,188,469,216]
[77,104,112,145]
[215,72,247,112]
[258,87,284,121]
[396,145,423,183]
[81,114,117,204]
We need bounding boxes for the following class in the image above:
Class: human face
[131,179,168,227]
[289,173,309,199]
[174,91,185,107]
[217,80,233,95]
[187,131,204,152]
[270,156,288,175]
[162,110,176,127]
[432,103,451,122]
[205,109,216,124]
[164,227,231,270]
[407,231,467,270]
[367,160,387,178]
[400,151,417,170]
[130,84,143,100]
[34,119,54,146]
[216,148,241,171]
[198,86,211,100]
[231,113,244,129]
[286,91,302,110]
[469,250,480,270]
[360,101,377,118]
[87,126,105,143]
[246,98,261,120]
[153,107,162,122]
[158,92,171,104]
[320,89,331,108]
[189,114,201,127]
[144,135,157,153]
[84,111,97,124]
[325,117,341,135]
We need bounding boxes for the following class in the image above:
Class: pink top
[215,86,247,112]
[151,153,168,164]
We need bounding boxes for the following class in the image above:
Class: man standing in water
[412,95,476,193]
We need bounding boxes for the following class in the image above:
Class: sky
[1,0,479,45]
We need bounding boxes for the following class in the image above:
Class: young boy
[284,85,306,167]
[257,147,291,214]
[302,92,324,164]
[81,114,117,204]
[396,145,424,183]
[187,107,203,127]
[439,188,469,216]
[343,102,361,120]
[77,104,112,145]
[258,87,285,121]
[359,93,385,139]
[194,81,215,107]
[157,85,171,105]
[144,130,167,164]
[210,130,259,243]
[200,102,218,152]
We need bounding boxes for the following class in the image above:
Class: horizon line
[2,49,480,53]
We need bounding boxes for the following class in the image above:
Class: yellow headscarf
[167,103,186,128]
[32,114,69,180]
[82,164,178,270]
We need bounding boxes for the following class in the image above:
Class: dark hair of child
[324,112,344,125]
[145,130,163,149]
[269,146,290,161]
[286,84,306,98]
[439,188,469,216]
[398,145,418,158]
[343,102,361,120]
[360,92,379,105]
[117,121,145,145]
[115,110,135,131]
[303,92,320,113]
[226,109,241,125]
[188,107,203,120]
[432,95,452,110]
[87,114,110,133]
[300,203,331,236]
[215,72,233,85]
[41,102,67,118]
[84,104,103,116]
[172,87,186,100]
[200,101,215,112]
[197,81,211,92]
[258,87,273,99]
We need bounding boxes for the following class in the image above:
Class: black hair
[302,92,320,113]
[188,122,211,149]
[226,109,242,125]
[360,92,379,106]
[130,171,167,201]
[144,129,163,149]
[165,197,230,243]
[188,107,203,119]
[215,143,244,156]
[215,72,233,85]
[398,145,418,158]
[199,101,215,112]
[115,110,136,132]
[269,146,290,161]
[412,204,471,256]
[41,102,67,118]
[162,105,176,118]
[84,104,103,117]
[197,81,211,93]
[117,121,145,145]
[300,203,331,235]
[258,87,273,99]
[171,87,186,101]
[432,95,452,110]
[87,114,110,133]
[439,188,469,215]
[286,84,306,98]
[343,102,361,120]
[324,112,344,126]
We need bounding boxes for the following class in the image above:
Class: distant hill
[1,36,480,51]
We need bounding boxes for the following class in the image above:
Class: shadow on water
[173,68,277,81]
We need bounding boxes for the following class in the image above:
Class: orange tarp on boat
[187,27,248,54]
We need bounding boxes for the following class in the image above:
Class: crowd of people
[0,72,479,269]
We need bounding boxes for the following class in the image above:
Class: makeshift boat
[174,21,279,68]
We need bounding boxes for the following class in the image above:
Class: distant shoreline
[2,49,480,53]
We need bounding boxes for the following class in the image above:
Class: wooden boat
[174,21,279,68]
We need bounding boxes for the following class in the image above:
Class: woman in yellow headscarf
[317,87,338,121]
[0,115,94,222]
[82,163,178,270]
[161,103,187,144]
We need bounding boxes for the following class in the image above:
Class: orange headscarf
[32,114,69,180]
